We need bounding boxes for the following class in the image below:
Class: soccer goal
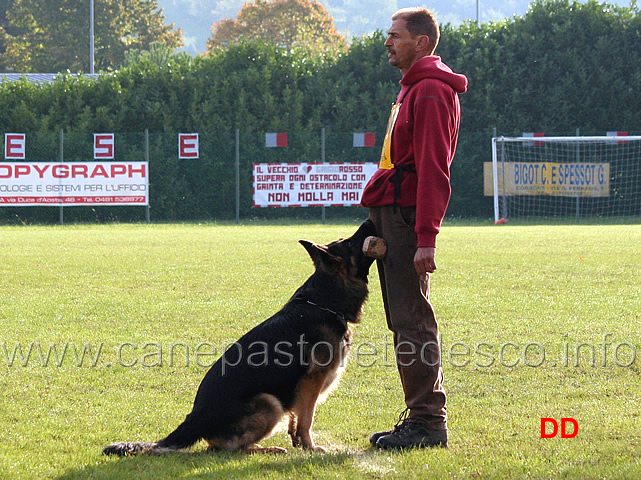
[488,135,641,222]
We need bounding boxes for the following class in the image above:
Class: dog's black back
[103,220,377,455]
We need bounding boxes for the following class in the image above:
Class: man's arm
[413,80,457,249]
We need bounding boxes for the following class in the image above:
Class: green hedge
[1,0,639,223]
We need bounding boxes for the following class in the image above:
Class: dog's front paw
[247,445,288,454]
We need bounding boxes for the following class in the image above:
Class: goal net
[488,135,641,222]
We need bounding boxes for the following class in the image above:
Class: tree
[1,0,183,73]
[0,0,20,71]
[123,41,193,68]
[206,0,346,56]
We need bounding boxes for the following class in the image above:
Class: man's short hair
[392,7,440,54]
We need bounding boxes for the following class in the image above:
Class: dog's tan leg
[288,412,298,440]
[290,373,328,452]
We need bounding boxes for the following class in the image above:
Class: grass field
[1,220,640,479]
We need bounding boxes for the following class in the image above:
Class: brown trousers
[369,206,447,430]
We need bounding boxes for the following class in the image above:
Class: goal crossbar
[493,136,641,143]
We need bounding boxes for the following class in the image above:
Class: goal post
[488,135,641,223]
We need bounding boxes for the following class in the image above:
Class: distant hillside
[158,0,633,55]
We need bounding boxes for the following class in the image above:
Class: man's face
[385,18,419,74]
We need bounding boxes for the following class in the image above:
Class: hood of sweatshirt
[401,55,468,94]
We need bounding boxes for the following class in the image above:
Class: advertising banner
[0,162,148,206]
[253,162,378,207]
[484,162,610,197]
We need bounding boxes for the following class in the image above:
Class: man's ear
[299,240,341,268]
[416,34,430,53]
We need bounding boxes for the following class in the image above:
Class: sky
[157,0,636,55]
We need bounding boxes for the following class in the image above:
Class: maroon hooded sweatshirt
[361,55,468,248]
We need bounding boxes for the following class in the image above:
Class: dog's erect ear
[354,219,378,239]
[299,240,341,268]
[299,239,320,263]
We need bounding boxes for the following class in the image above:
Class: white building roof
[0,73,99,84]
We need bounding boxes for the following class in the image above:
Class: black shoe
[369,429,393,446]
[369,408,409,447]
[375,414,448,450]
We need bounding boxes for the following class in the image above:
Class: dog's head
[299,219,378,284]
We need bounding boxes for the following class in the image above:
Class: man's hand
[414,247,437,275]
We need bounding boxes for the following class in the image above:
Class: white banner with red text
[0,162,148,206]
[253,162,378,207]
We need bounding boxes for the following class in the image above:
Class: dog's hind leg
[206,393,287,453]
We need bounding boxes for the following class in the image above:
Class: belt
[389,164,416,211]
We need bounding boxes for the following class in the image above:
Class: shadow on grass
[55,449,355,480]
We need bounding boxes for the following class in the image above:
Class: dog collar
[304,300,348,326]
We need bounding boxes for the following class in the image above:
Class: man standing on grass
[361,7,467,449]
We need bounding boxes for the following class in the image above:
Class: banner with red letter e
[5,133,26,159]
[178,133,199,159]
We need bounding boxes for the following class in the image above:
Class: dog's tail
[103,415,203,456]
[102,441,159,456]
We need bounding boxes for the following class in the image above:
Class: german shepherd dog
[103,220,378,455]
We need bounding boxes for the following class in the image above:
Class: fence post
[235,128,240,224]
[59,129,64,225]
[321,127,326,224]
[145,129,150,223]
[575,128,580,222]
